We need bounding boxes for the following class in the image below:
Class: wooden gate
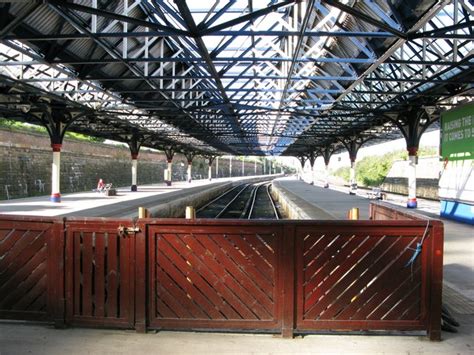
[64,218,135,328]
[0,216,63,324]
[0,207,443,340]
[294,223,434,332]
[146,222,283,331]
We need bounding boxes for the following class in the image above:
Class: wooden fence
[0,204,443,340]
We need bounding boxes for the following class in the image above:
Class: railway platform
[0,175,278,218]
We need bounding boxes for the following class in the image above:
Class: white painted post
[254,157,257,175]
[312,164,317,185]
[50,144,62,202]
[216,156,219,177]
[242,158,244,176]
[187,162,192,183]
[131,153,138,191]
[324,164,330,188]
[349,156,357,195]
[229,156,232,177]
[407,147,418,208]
[167,160,172,186]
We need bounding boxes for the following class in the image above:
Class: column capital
[51,143,62,152]
[131,153,139,159]
[407,146,418,156]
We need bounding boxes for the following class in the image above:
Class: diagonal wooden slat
[304,236,379,319]
[241,234,275,268]
[383,282,422,320]
[0,246,46,299]
[196,234,274,319]
[213,234,274,300]
[1,256,46,309]
[0,228,15,244]
[318,236,402,320]
[12,274,47,311]
[0,230,39,272]
[0,232,45,286]
[177,234,258,319]
[304,234,349,281]
[349,241,421,320]
[367,266,422,321]
[157,249,216,319]
[158,234,241,319]
[228,234,275,284]
[333,236,412,320]
[304,235,365,311]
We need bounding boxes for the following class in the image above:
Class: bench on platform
[104,183,116,196]
[367,187,386,200]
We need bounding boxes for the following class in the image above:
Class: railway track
[196,182,280,219]
[248,183,279,219]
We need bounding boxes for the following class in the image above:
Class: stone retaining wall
[0,129,265,200]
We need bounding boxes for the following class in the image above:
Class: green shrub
[332,148,438,187]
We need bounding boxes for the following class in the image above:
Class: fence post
[134,221,147,333]
[48,219,65,328]
[280,224,296,337]
[428,221,444,341]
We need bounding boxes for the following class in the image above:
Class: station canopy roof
[0,0,472,156]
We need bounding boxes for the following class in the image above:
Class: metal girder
[46,0,189,36]
[0,0,472,157]
[322,0,407,39]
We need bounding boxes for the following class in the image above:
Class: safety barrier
[0,204,443,340]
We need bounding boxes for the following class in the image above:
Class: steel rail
[247,183,263,219]
[215,184,252,218]
[241,182,265,219]
[248,183,280,220]
[195,184,244,213]
[266,183,280,220]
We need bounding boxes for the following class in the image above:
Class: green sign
[441,102,474,161]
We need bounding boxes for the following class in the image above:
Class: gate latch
[118,225,140,237]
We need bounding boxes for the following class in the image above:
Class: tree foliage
[332,148,438,187]
[0,119,104,143]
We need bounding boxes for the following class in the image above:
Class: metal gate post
[280,224,296,337]
[135,221,148,333]
[428,221,444,341]
[49,219,66,328]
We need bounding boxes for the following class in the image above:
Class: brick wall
[0,129,266,200]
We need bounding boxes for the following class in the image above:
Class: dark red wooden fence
[64,219,135,328]
[0,216,63,325]
[0,204,444,340]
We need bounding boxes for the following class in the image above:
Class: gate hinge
[118,225,140,237]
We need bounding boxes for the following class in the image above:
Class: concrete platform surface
[0,317,473,355]
[0,175,276,217]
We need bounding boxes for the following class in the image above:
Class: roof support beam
[46,0,190,36]
[174,0,243,138]
[200,0,298,35]
[322,0,407,39]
